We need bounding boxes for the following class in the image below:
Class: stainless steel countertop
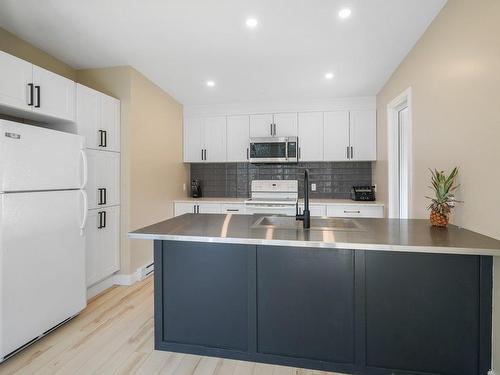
[129,214,500,256]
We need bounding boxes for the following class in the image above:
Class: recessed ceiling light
[338,8,352,19]
[246,18,258,29]
[325,72,335,80]
[206,80,215,87]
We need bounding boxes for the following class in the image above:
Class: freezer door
[0,190,87,358]
[0,120,86,192]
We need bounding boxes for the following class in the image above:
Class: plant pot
[430,210,449,227]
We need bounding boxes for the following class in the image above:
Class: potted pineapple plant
[426,167,460,227]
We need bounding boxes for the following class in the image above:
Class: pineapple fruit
[426,167,460,228]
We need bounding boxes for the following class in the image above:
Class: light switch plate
[311,183,316,191]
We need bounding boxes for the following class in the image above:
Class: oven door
[249,137,288,163]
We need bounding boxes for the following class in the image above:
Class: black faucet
[296,169,311,229]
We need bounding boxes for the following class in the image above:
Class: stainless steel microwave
[249,137,298,163]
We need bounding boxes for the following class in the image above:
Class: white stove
[245,180,298,216]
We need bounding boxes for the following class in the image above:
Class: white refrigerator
[0,119,88,361]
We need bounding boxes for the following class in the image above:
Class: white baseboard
[86,262,154,300]
[87,275,117,300]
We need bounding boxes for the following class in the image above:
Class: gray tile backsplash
[190,162,372,199]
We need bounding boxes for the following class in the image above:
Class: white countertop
[174,197,384,206]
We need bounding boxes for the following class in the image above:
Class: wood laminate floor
[0,276,344,375]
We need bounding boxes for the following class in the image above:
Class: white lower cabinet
[298,204,327,217]
[174,202,222,216]
[174,200,383,218]
[86,150,120,209]
[85,206,120,287]
[326,204,384,218]
[221,203,246,214]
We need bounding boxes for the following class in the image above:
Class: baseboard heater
[145,262,154,277]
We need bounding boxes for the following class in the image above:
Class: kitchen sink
[251,216,365,231]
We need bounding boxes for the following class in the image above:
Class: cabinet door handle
[98,130,105,147]
[103,187,107,205]
[34,85,41,108]
[204,149,207,161]
[98,211,105,229]
[346,146,350,159]
[193,205,196,213]
[350,146,354,159]
[273,123,276,136]
[246,148,249,160]
[344,210,361,214]
[226,209,239,212]
[27,83,34,106]
[197,205,200,214]
[98,188,104,205]
[298,147,301,160]
[103,130,108,147]
[270,123,273,136]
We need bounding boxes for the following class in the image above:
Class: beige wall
[128,69,188,271]
[375,0,500,369]
[0,27,76,80]
[77,67,188,274]
[375,0,500,237]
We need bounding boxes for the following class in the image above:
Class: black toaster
[351,186,376,201]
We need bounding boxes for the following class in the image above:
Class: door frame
[387,87,412,219]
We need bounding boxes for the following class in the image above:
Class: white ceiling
[0,0,446,105]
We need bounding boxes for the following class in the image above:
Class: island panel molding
[153,240,492,375]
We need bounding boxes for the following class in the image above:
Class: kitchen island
[129,214,500,375]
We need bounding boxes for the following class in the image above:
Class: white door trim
[387,87,413,219]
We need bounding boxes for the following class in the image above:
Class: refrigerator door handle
[80,190,88,235]
[80,149,88,189]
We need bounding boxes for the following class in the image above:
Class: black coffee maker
[191,179,202,198]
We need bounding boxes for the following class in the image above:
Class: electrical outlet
[311,183,316,191]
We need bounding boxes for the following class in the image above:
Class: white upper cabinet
[204,116,227,162]
[323,110,376,161]
[32,66,75,122]
[249,114,274,137]
[100,94,121,152]
[0,51,76,122]
[0,51,32,111]
[298,112,324,161]
[273,113,297,137]
[227,115,250,162]
[324,111,350,161]
[184,106,376,163]
[184,117,204,162]
[184,117,227,162]
[249,113,298,137]
[349,110,376,161]
[76,84,120,152]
